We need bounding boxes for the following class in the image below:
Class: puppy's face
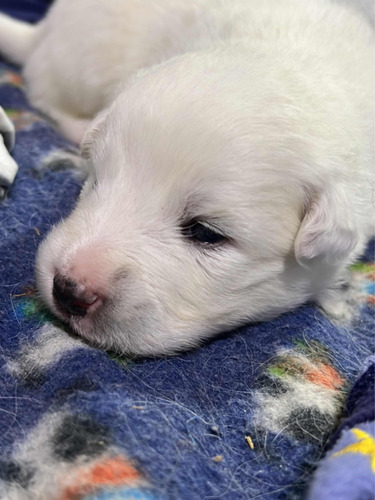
[35,52,356,355]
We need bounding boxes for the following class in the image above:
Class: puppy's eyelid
[197,220,225,236]
[181,218,230,248]
[182,217,225,234]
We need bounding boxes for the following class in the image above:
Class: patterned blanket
[0,41,374,500]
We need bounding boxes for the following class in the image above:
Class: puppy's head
[36,51,360,355]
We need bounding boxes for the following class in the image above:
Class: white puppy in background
[0,0,373,356]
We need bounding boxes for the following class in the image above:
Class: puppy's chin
[60,312,94,338]
[67,315,198,358]
[47,302,120,353]
[68,316,110,350]
[41,294,101,345]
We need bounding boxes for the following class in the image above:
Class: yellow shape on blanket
[333,428,375,472]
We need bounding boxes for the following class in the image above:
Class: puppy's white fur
[0,0,373,355]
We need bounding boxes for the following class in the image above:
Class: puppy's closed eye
[181,220,228,247]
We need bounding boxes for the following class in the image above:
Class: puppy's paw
[316,286,355,324]
[0,137,18,199]
[35,148,89,181]
[0,106,18,198]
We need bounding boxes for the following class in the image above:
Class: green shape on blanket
[14,294,61,325]
[350,262,375,273]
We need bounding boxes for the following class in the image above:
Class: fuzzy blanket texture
[0,2,374,500]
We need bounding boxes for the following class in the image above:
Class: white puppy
[0,0,373,356]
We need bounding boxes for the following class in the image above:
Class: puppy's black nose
[53,274,89,317]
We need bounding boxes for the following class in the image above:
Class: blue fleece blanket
[0,4,374,500]
[0,0,50,23]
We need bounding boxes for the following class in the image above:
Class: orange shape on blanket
[59,456,140,500]
[88,456,139,484]
[305,362,344,390]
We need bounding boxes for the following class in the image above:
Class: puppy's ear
[294,186,359,265]
[80,109,109,160]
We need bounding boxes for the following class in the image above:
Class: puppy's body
[0,0,373,355]
[1,0,373,143]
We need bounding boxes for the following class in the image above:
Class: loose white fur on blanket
[0,0,374,355]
